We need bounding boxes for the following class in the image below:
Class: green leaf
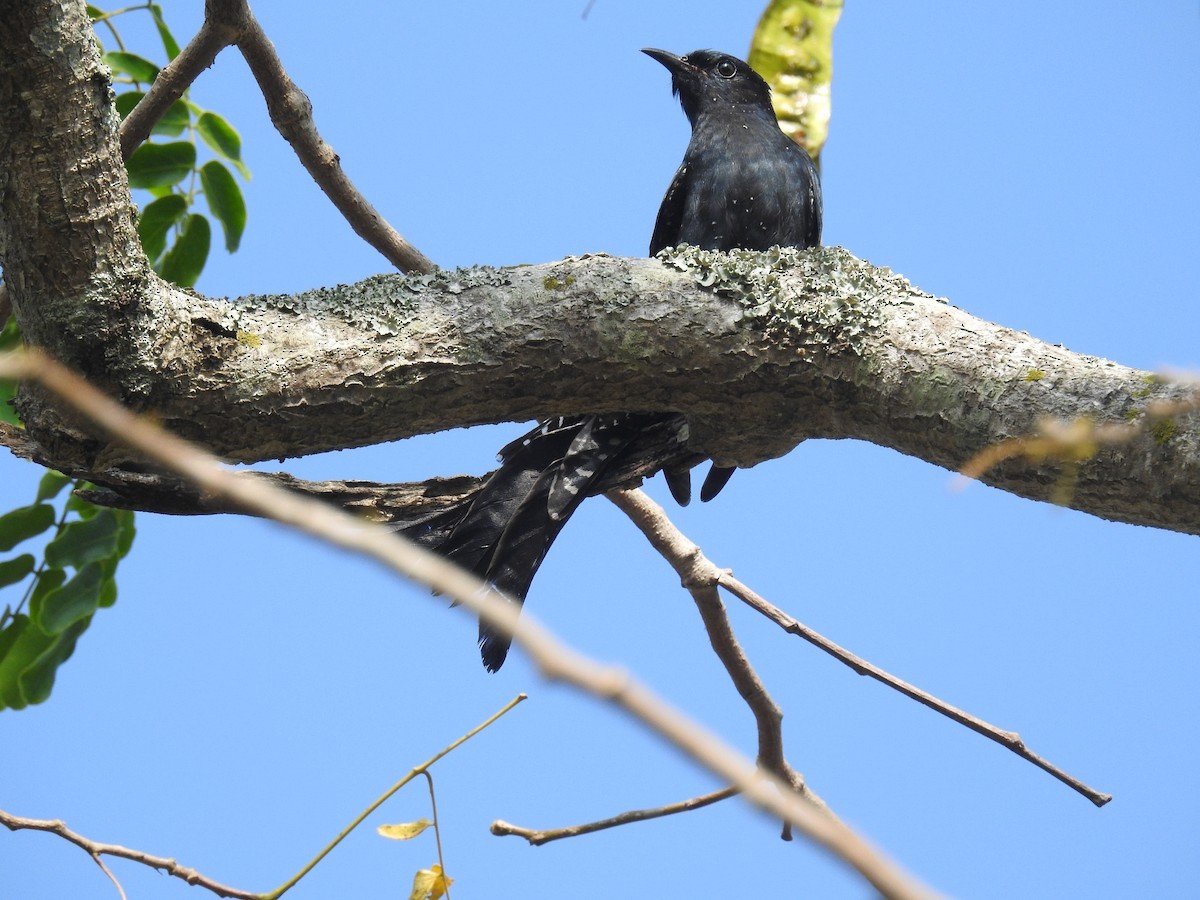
[29,567,66,605]
[33,562,105,635]
[137,194,188,262]
[0,317,22,427]
[0,504,56,553]
[199,160,247,252]
[0,316,21,352]
[0,615,53,710]
[0,386,21,426]
[98,573,118,609]
[157,214,211,287]
[196,111,250,178]
[44,510,120,570]
[87,5,104,18]
[18,617,90,707]
[0,613,90,710]
[104,51,160,84]
[113,510,137,559]
[36,471,72,503]
[126,141,196,190]
[0,554,35,589]
[154,101,192,137]
[65,492,99,520]
[149,5,182,60]
[115,90,145,120]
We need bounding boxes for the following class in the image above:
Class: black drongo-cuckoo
[409,49,823,671]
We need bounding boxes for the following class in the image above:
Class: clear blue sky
[4,2,1199,898]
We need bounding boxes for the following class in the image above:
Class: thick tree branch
[3,2,1196,537]
[7,244,1198,535]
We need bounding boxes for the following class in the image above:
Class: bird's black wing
[649,161,692,255]
[649,160,700,506]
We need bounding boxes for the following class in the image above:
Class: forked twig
[491,786,737,845]
[0,810,256,900]
[609,485,1111,808]
[2,696,524,900]
[609,487,831,838]
[116,0,435,274]
[117,9,238,158]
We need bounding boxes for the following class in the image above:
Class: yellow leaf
[377,818,432,840]
[748,0,844,161]
[409,863,453,900]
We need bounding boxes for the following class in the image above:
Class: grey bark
[2,0,1197,535]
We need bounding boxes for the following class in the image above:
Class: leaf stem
[422,771,450,899]
[262,693,526,900]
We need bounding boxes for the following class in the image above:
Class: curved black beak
[641,48,694,79]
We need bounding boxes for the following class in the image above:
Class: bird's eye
[716,59,737,78]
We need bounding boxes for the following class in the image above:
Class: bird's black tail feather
[700,464,735,502]
[412,413,661,672]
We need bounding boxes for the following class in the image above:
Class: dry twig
[609,487,828,838]
[717,570,1112,806]
[491,786,737,846]
[0,810,257,900]
[0,347,941,900]
[117,0,435,274]
[608,485,1111,808]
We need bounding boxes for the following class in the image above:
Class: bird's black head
[642,48,773,125]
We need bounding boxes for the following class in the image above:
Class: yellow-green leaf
[748,0,843,162]
[378,819,432,840]
[408,864,452,900]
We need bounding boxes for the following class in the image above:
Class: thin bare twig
[608,487,828,840]
[717,570,1113,807]
[264,694,523,900]
[0,347,940,900]
[117,12,239,158]
[115,0,435,273]
[491,786,738,845]
[421,772,450,899]
[226,2,435,274]
[0,810,257,899]
[90,850,128,900]
[2,696,522,900]
[607,485,1110,808]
